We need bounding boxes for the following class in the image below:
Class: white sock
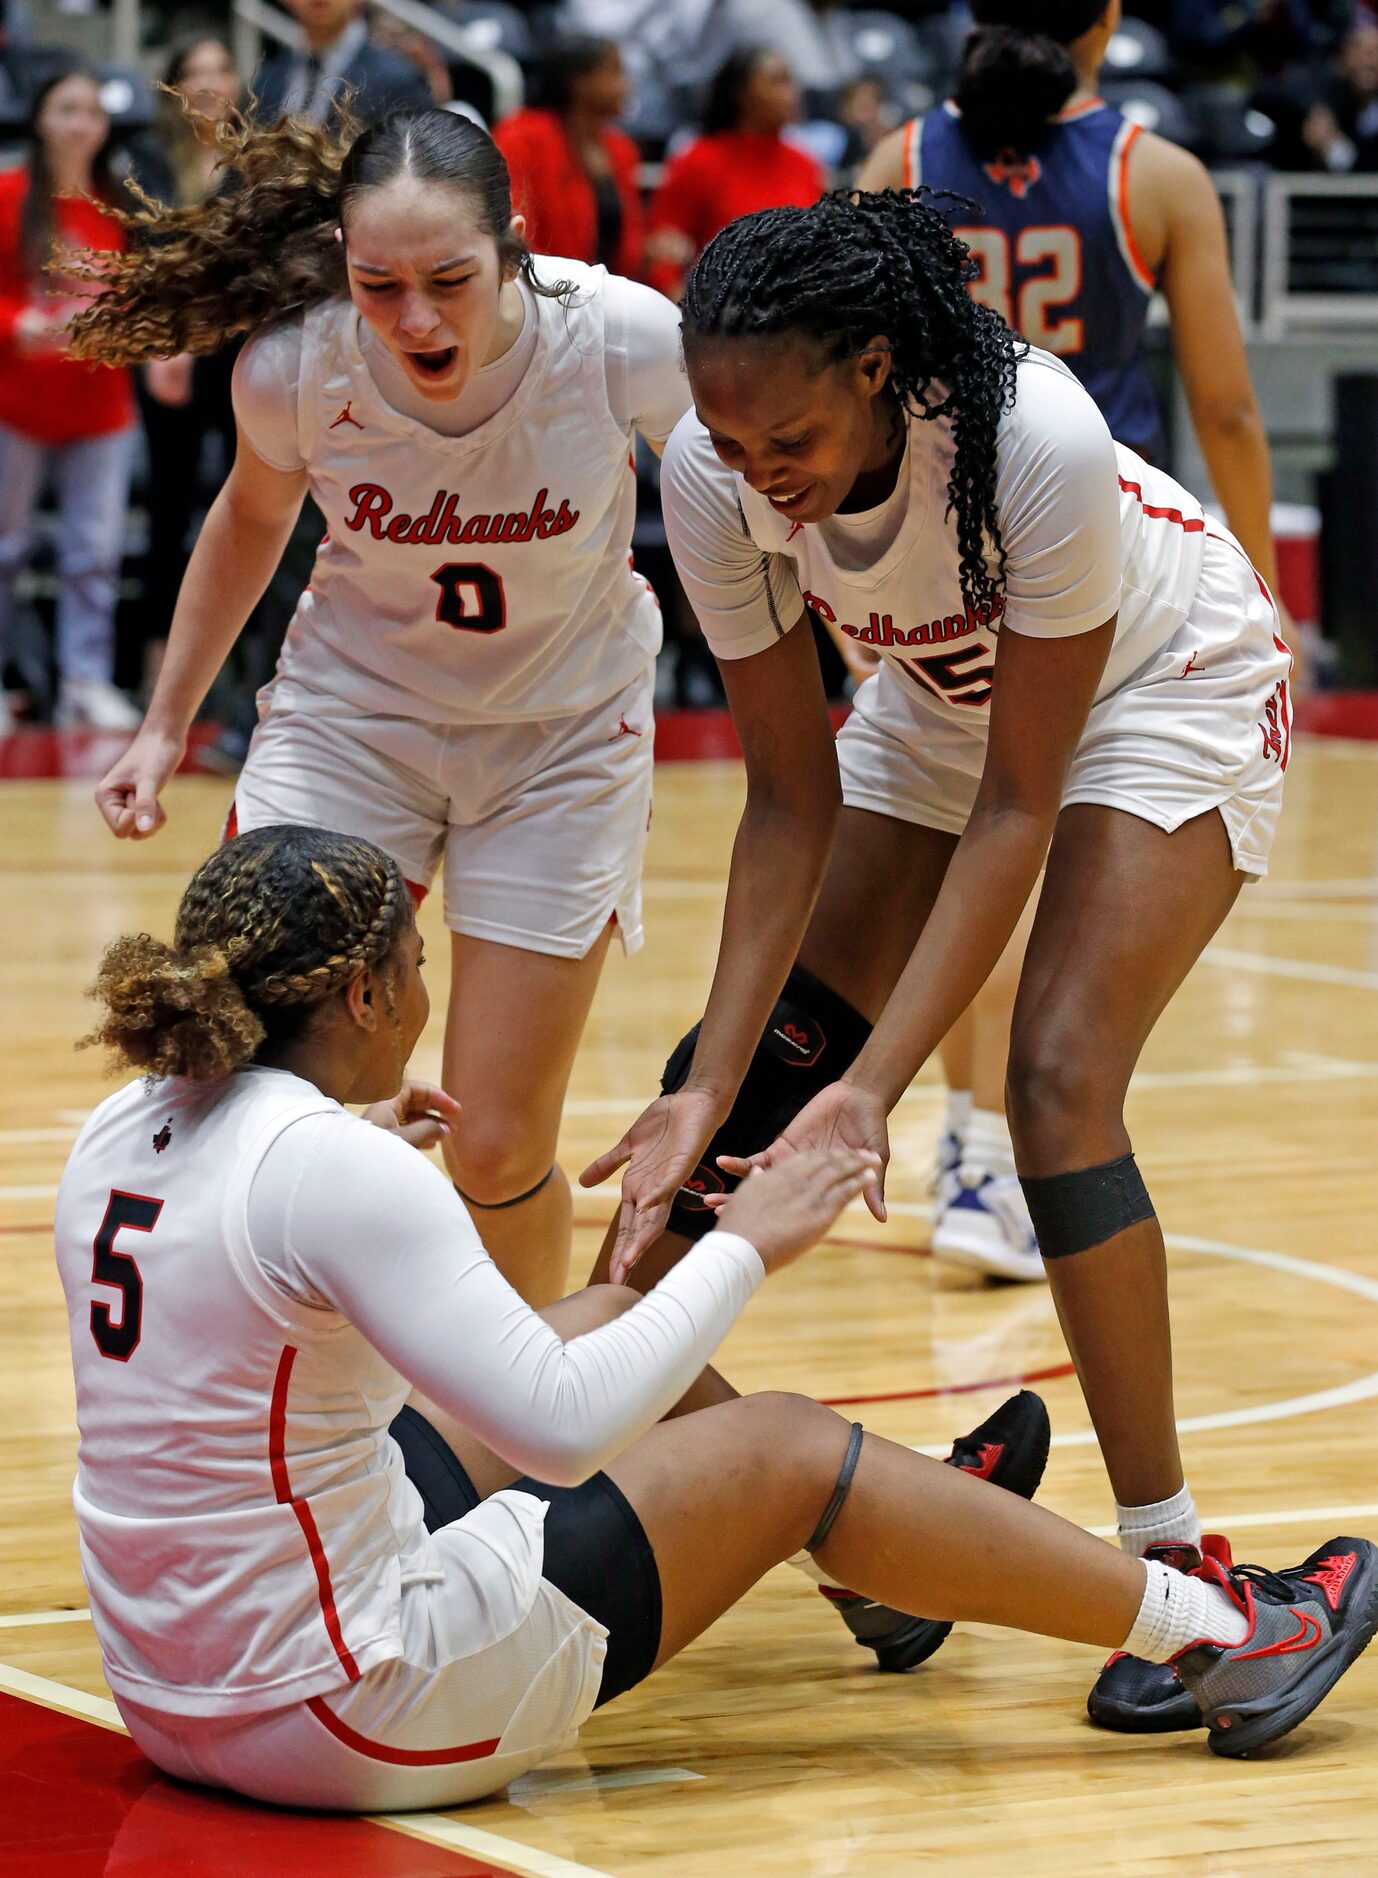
[962,1106,1016,1178]
[785,1549,850,1593]
[944,1088,973,1144]
[1115,1484,1202,1556]
[1123,1557,1248,1659]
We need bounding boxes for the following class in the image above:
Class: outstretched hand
[579,1088,723,1284]
[716,1079,891,1223]
[362,1081,462,1152]
[704,1147,882,1274]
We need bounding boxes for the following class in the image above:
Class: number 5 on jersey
[90,1189,161,1362]
[430,562,507,634]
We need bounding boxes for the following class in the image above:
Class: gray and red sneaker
[1174,1536,1378,1756]
[1086,1536,1229,1733]
[821,1389,1051,1671]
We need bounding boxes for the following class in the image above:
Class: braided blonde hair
[84,825,411,1080]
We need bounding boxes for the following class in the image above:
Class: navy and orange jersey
[902,100,1164,461]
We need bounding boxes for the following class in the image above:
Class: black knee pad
[1019,1152,1156,1259]
[660,965,872,1241]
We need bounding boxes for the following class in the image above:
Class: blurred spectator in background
[562,0,861,94]
[1266,16,1378,166]
[1168,0,1357,78]
[252,0,432,127]
[834,74,901,178]
[0,65,139,731]
[367,10,458,111]
[133,37,242,697]
[646,48,824,300]
[494,37,643,274]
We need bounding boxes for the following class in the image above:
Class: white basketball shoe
[931,1167,1046,1284]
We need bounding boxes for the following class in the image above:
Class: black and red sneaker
[1175,1536,1378,1756]
[822,1389,1051,1671]
[1086,1536,1227,1733]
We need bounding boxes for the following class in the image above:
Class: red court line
[819,1360,1076,1408]
[0,1689,513,1876]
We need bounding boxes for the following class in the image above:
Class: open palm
[716,1080,891,1222]
[579,1088,723,1281]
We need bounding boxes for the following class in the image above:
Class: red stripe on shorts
[305,1694,501,1766]
[1118,476,1205,532]
[269,1345,361,1681]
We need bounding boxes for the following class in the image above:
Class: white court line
[0,1183,58,1201]
[1201,944,1378,991]
[0,1656,621,1878]
[1049,1230,1378,1446]
[911,1231,1378,1455]
[510,1765,702,1798]
[0,1660,122,1730]
[370,1811,616,1878]
[1246,877,1378,899]
[0,1607,89,1629]
[561,1053,1378,1123]
[0,1125,81,1145]
[1228,902,1378,922]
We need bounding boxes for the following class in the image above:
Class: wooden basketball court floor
[3,732,1378,1874]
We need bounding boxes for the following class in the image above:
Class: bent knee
[583,1282,640,1323]
[448,1128,556,1206]
[740,1391,848,1467]
[1008,1030,1122,1122]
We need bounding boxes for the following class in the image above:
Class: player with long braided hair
[583,188,1294,1720]
[73,105,692,1310]
[56,823,1372,1808]
[858,0,1295,1286]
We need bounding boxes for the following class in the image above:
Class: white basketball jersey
[273,259,661,725]
[54,1071,437,1716]
[738,351,1207,764]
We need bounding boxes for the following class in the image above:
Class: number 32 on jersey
[957,224,1085,355]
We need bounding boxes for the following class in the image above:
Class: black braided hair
[680,189,1027,618]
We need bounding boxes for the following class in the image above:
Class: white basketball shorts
[117,1492,608,1812]
[837,528,1292,876]
[232,666,655,959]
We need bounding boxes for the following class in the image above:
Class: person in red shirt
[646,48,825,302]
[0,65,139,731]
[494,37,643,278]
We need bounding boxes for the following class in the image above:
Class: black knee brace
[1019,1153,1156,1259]
[661,965,872,1241]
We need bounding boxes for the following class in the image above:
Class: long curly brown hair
[83,825,413,1081]
[69,105,569,365]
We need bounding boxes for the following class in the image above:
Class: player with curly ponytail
[58,833,1368,1811]
[76,104,695,1310]
[585,185,1296,1698]
[83,823,414,1082]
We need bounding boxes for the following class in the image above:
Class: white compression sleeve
[248,1113,765,1486]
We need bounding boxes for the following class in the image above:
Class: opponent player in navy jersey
[857,0,1291,1284]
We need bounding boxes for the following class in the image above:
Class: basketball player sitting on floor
[54,823,1376,1812]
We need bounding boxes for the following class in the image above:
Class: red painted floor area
[0,722,224,783]
[0,694,1373,782]
[0,1692,522,1876]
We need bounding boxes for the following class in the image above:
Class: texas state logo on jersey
[270,259,663,727]
[903,100,1165,460]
